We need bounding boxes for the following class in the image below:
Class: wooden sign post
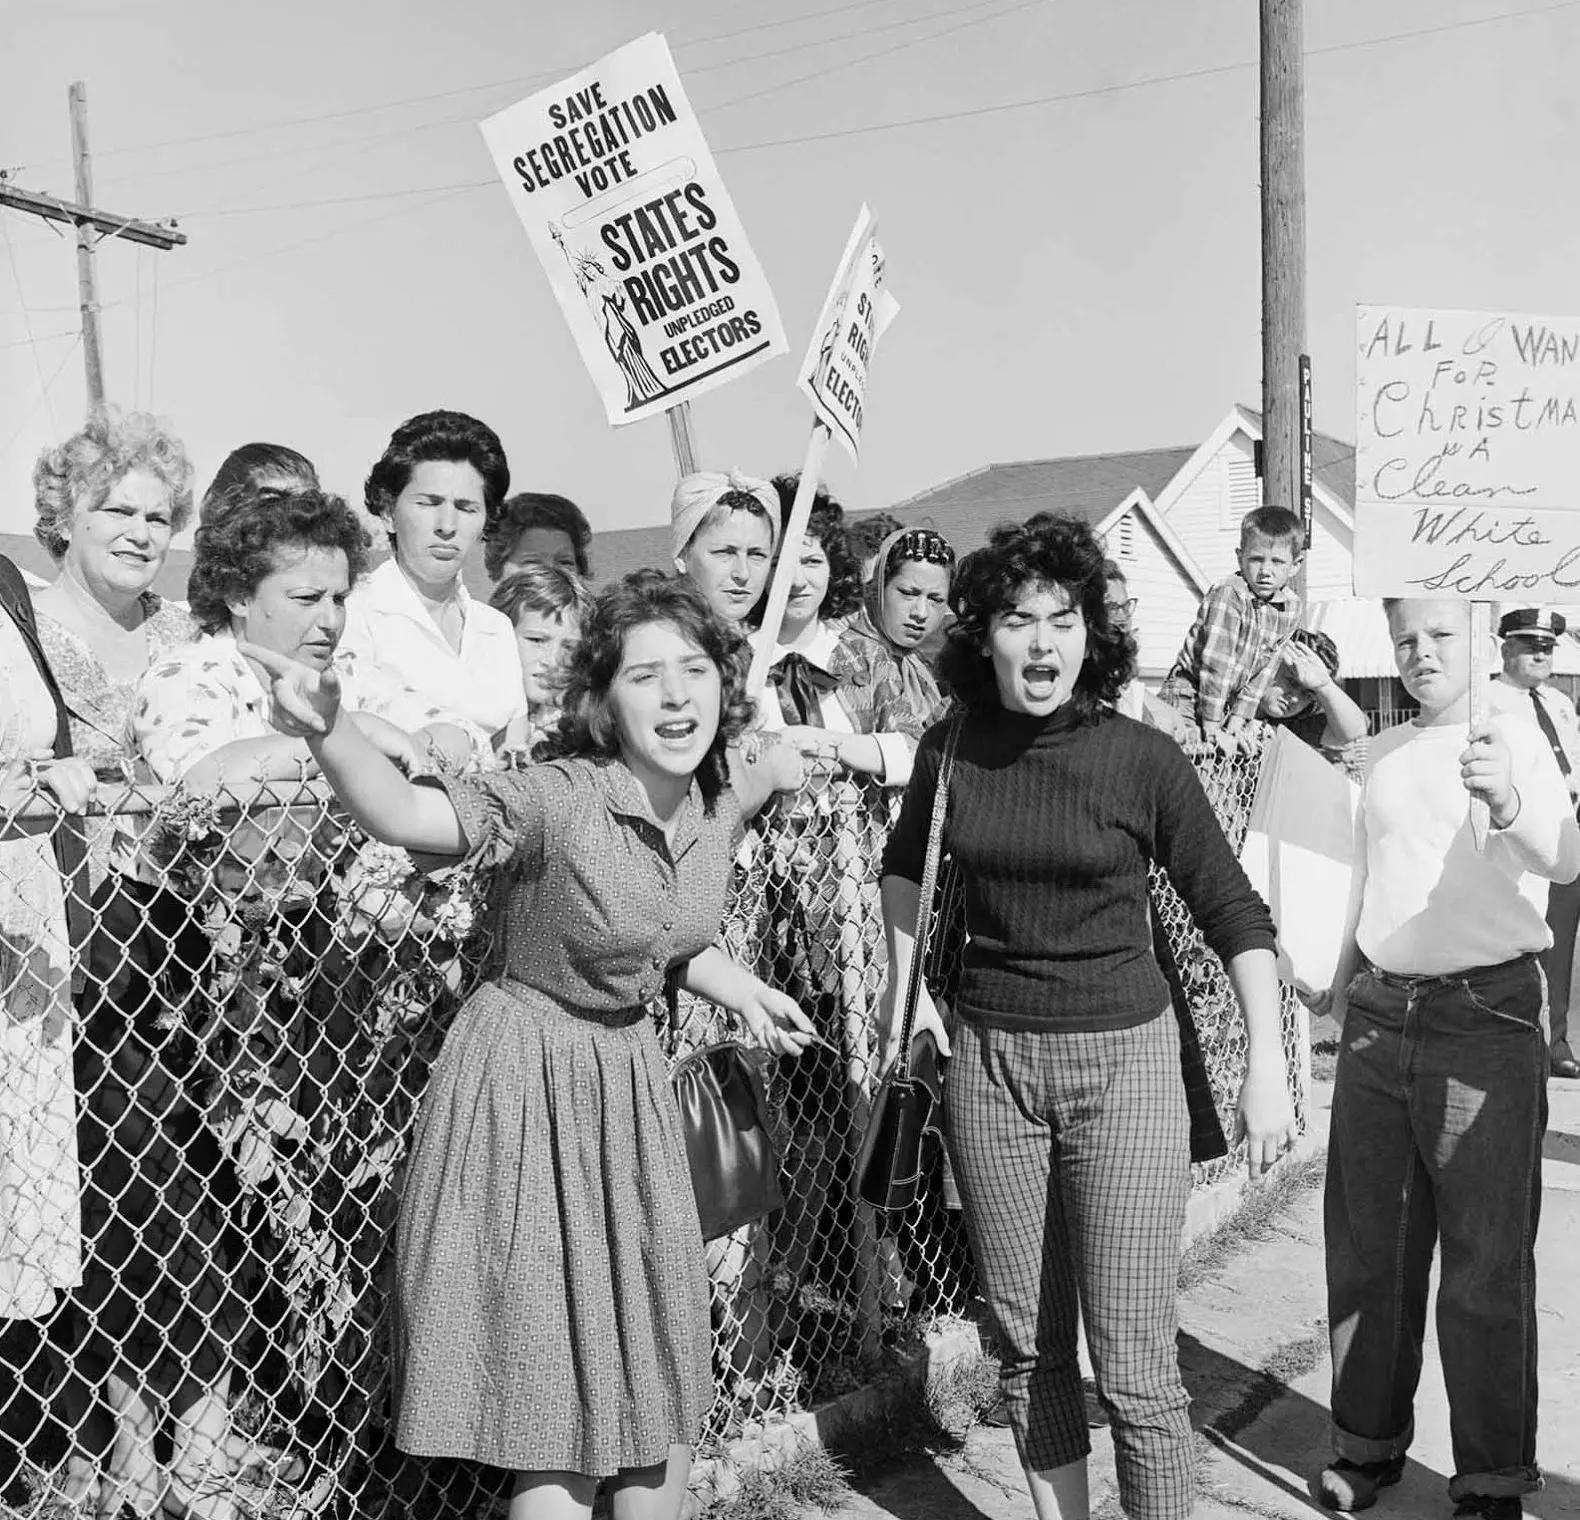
[1353,304,1580,845]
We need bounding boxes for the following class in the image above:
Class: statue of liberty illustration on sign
[550,225,664,410]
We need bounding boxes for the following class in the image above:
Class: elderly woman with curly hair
[31,408,196,796]
[878,512,1298,1520]
[484,490,594,582]
[341,410,524,744]
[242,571,812,1520]
[72,488,475,1520]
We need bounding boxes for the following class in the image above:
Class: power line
[0,327,78,351]
[0,211,63,433]
[109,0,1019,195]
[11,0,967,178]
[0,334,80,462]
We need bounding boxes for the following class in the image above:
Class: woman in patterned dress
[244,573,815,1520]
[30,408,196,881]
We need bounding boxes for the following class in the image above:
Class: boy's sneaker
[1452,1498,1523,1520]
[1316,1457,1406,1511]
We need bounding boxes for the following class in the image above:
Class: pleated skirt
[392,980,712,1476]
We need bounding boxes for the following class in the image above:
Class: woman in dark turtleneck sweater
[879,512,1296,1520]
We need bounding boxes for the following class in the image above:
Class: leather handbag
[855,717,962,1214]
[670,1040,783,1241]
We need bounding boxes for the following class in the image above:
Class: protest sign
[1353,305,1580,598]
[480,34,788,428]
[797,205,899,463]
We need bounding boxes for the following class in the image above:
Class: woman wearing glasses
[1104,562,1183,737]
[847,528,955,728]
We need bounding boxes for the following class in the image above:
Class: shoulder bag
[855,716,962,1213]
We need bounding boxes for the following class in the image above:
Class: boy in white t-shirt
[1316,599,1580,1520]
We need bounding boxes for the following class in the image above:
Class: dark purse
[670,1040,783,1241]
[855,717,962,1214]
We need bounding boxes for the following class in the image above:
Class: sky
[3,0,1579,548]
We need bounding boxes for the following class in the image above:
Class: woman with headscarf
[670,471,779,629]
[848,526,955,729]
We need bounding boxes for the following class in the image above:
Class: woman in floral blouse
[73,488,475,1520]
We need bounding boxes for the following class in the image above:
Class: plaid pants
[946,1009,1195,1520]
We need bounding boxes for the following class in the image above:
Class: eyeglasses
[1105,597,1138,617]
[890,529,956,567]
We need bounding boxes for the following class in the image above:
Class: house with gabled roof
[863,403,1360,681]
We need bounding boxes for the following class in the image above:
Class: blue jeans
[1325,957,1548,1499]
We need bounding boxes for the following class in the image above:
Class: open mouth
[1022,664,1060,695]
[655,719,698,744]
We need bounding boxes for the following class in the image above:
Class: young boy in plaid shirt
[1159,505,1304,750]
[1316,597,1579,1520]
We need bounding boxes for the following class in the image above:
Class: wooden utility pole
[0,80,186,409]
[1259,0,1306,565]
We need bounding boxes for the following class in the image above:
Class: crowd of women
[0,402,1308,1520]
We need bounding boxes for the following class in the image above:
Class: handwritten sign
[797,205,898,462]
[480,34,788,428]
[1353,304,1580,597]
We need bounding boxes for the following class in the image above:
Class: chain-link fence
[0,738,1305,1517]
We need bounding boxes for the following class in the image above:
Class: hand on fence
[3,750,99,813]
[239,640,343,736]
[1233,1062,1299,1179]
[737,980,818,1057]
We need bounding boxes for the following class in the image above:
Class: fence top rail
[1,773,339,831]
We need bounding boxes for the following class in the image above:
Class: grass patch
[1310,1039,1337,1083]
[698,1444,852,1520]
[1177,1151,1326,1295]
[832,1348,1001,1482]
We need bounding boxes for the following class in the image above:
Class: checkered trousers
[945,1008,1195,1520]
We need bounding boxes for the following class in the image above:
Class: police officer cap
[1498,606,1567,640]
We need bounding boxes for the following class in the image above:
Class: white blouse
[339,558,526,740]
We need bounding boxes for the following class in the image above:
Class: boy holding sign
[1317,598,1578,1518]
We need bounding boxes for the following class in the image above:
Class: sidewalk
[828,1075,1580,1520]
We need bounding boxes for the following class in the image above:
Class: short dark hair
[489,561,593,627]
[538,571,753,806]
[201,442,319,523]
[364,410,510,528]
[1239,505,1304,553]
[939,511,1133,717]
[187,489,371,635]
[847,512,905,563]
[484,492,593,580]
[757,473,862,623]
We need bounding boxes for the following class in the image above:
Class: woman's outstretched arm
[243,641,467,856]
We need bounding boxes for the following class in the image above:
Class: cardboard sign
[480,34,788,427]
[797,205,899,462]
[1353,305,1580,597]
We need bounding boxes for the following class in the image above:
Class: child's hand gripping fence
[0,737,1305,1516]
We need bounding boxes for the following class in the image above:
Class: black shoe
[1452,1498,1523,1520]
[1551,1053,1580,1079]
[1315,1456,1406,1512]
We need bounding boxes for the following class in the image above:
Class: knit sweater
[883,705,1277,1032]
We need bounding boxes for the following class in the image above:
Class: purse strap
[893,715,962,1079]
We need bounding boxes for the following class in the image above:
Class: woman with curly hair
[484,491,594,582]
[73,489,475,1520]
[751,475,929,783]
[244,571,814,1520]
[878,511,1298,1520]
[343,410,525,743]
[31,407,197,795]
